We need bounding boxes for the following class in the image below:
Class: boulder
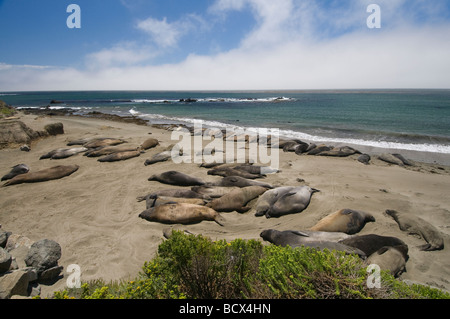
[0,120,45,148]
[0,269,30,299]
[24,239,62,275]
[44,122,64,136]
[0,247,12,273]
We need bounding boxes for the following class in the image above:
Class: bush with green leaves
[53,231,450,299]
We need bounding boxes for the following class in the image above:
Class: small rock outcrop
[0,228,63,299]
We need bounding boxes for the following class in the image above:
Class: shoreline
[17,106,450,167]
[1,110,449,298]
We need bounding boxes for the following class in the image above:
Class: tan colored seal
[2,165,79,187]
[310,209,375,235]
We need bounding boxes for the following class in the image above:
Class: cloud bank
[1,0,450,91]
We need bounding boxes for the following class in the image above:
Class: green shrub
[53,231,450,299]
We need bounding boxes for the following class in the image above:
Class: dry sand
[1,112,449,297]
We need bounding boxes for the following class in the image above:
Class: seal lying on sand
[137,189,208,209]
[366,245,409,277]
[191,185,240,198]
[1,164,30,181]
[310,209,375,235]
[140,138,159,150]
[206,186,268,213]
[253,186,297,217]
[139,203,225,226]
[2,165,79,187]
[83,138,127,149]
[148,171,205,186]
[207,167,263,179]
[385,209,444,251]
[84,145,139,157]
[40,148,87,160]
[144,151,172,166]
[339,234,407,257]
[211,176,273,189]
[265,186,320,218]
[98,150,142,162]
[147,195,206,207]
[260,229,366,258]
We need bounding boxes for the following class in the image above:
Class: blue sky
[1,0,450,90]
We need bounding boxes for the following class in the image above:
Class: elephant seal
[316,146,361,157]
[83,138,127,149]
[234,165,279,175]
[206,186,267,213]
[140,138,159,150]
[191,185,240,198]
[366,245,409,277]
[260,229,366,258]
[358,154,371,165]
[310,209,375,235]
[137,189,207,202]
[148,195,206,208]
[211,176,273,189]
[339,234,407,257]
[139,203,225,226]
[2,165,79,187]
[40,148,69,160]
[98,150,142,162]
[144,151,173,166]
[84,145,139,157]
[266,186,320,218]
[207,167,263,179]
[385,209,444,251]
[377,153,405,166]
[49,147,88,159]
[148,171,205,186]
[306,144,331,155]
[1,164,30,181]
[253,186,296,217]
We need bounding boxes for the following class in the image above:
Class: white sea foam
[128,108,450,155]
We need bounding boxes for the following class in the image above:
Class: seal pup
[206,186,268,213]
[385,209,444,251]
[211,176,273,189]
[266,186,320,218]
[98,150,142,162]
[253,186,296,217]
[139,203,225,226]
[310,209,375,235]
[377,153,405,166]
[366,245,409,277]
[2,165,79,187]
[1,164,30,181]
[260,230,366,258]
[148,171,205,186]
[40,148,70,160]
[339,234,407,257]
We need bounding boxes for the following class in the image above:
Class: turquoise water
[1,90,450,154]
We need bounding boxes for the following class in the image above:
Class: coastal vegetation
[52,231,449,300]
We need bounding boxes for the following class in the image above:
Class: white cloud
[136,14,208,49]
[85,43,156,68]
[1,0,450,91]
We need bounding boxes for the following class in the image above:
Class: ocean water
[2,90,450,156]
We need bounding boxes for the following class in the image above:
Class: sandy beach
[1,112,450,297]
